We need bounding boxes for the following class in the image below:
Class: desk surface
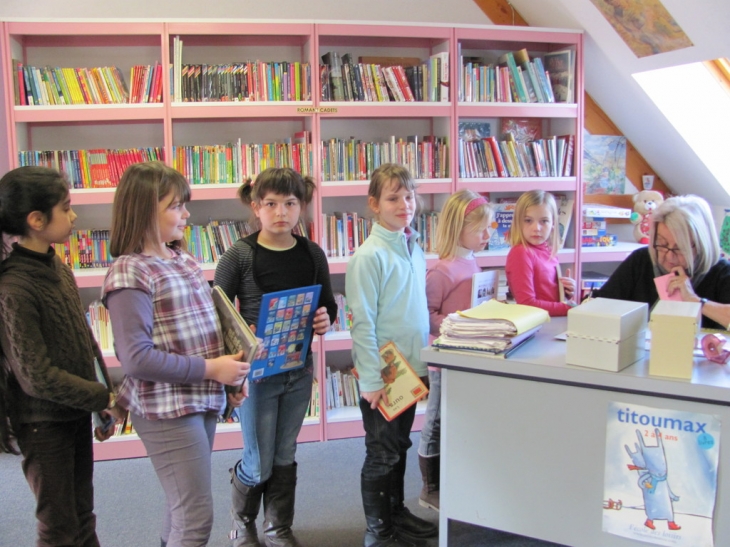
[422,317,730,406]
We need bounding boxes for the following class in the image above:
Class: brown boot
[418,455,439,512]
[230,465,265,547]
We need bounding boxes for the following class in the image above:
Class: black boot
[418,455,439,512]
[230,464,265,547]
[262,463,302,547]
[390,453,437,540]
[362,474,418,547]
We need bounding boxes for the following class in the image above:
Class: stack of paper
[432,299,549,355]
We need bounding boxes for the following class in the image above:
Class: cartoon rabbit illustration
[625,428,681,531]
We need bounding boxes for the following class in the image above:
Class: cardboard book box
[566,298,648,372]
[649,300,701,380]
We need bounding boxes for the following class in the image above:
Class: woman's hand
[666,266,698,301]
[312,306,331,335]
[204,350,250,386]
[361,388,388,409]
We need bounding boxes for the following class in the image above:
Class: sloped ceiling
[507,0,730,205]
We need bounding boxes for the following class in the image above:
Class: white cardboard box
[566,298,648,372]
[649,300,701,379]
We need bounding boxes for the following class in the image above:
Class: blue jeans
[359,393,417,480]
[418,369,441,457]
[236,361,313,486]
[17,415,99,547]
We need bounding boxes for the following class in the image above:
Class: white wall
[0,0,490,25]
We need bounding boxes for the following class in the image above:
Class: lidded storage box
[566,298,648,372]
[649,300,701,380]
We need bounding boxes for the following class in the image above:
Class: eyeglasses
[653,244,682,257]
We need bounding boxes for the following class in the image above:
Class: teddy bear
[631,190,664,244]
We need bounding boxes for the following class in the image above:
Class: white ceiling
[507,0,730,205]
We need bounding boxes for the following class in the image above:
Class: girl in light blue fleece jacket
[346,163,435,547]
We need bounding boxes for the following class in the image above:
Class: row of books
[186,219,316,265]
[320,135,449,182]
[330,293,353,332]
[12,62,137,106]
[18,147,164,189]
[88,300,114,352]
[172,133,313,186]
[457,47,574,103]
[320,210,438,258]
[458,134,574,179]
[320,52,449,102]
[172,36,312,102]
[325,366,360,410]
[54,230,113,269]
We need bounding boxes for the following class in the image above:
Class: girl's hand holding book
[204,350,250,386]
[312,306,331,335]
[362,388,388,409]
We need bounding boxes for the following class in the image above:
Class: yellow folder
[457,299,550,334]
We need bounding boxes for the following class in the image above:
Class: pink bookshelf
[1,19,592,460]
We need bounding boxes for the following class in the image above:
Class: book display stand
[0,19,632,460]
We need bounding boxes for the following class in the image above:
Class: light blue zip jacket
[346,222,429,392]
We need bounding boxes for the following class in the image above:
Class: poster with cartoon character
[603,402,720,546]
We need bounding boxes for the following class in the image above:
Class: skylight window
[633,60,730,190]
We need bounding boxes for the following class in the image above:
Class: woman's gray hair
[649,194,720,281]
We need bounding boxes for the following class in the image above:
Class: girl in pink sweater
[419,189,492,512]
[505,190,576,316]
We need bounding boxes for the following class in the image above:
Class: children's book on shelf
[354,342,428,422]
[500,118,542,144]
[251,285,322,380]
[459,121,491,141]
[542,49,575,103]
[488,202,516,250]
[471,269,500,307]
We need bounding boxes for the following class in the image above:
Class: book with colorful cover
[250,284,321,380]
[471,269,500,307]
[365,341,429,422]
[212,286,261,420]
[488,202,516,250]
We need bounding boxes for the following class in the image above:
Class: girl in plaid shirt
[101,162,250,547]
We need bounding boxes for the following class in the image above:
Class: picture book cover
[375,342,429,421]
[250,284,321,380]
[488,202,516,250]
[603,401,720,547]
[471,269,500,307]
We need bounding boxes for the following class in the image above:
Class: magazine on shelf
[251,284,322,380]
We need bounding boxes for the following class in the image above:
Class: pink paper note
[654,273,683,301]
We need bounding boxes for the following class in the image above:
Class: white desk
[421,318,730,547]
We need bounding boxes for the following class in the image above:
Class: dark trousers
[17,415,100,547]
[359,395,418,480]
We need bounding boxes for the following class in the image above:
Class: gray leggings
[132,411,217,547]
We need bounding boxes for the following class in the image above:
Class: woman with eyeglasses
[595,194,730,329]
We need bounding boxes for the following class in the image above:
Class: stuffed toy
[631,190,664,244]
